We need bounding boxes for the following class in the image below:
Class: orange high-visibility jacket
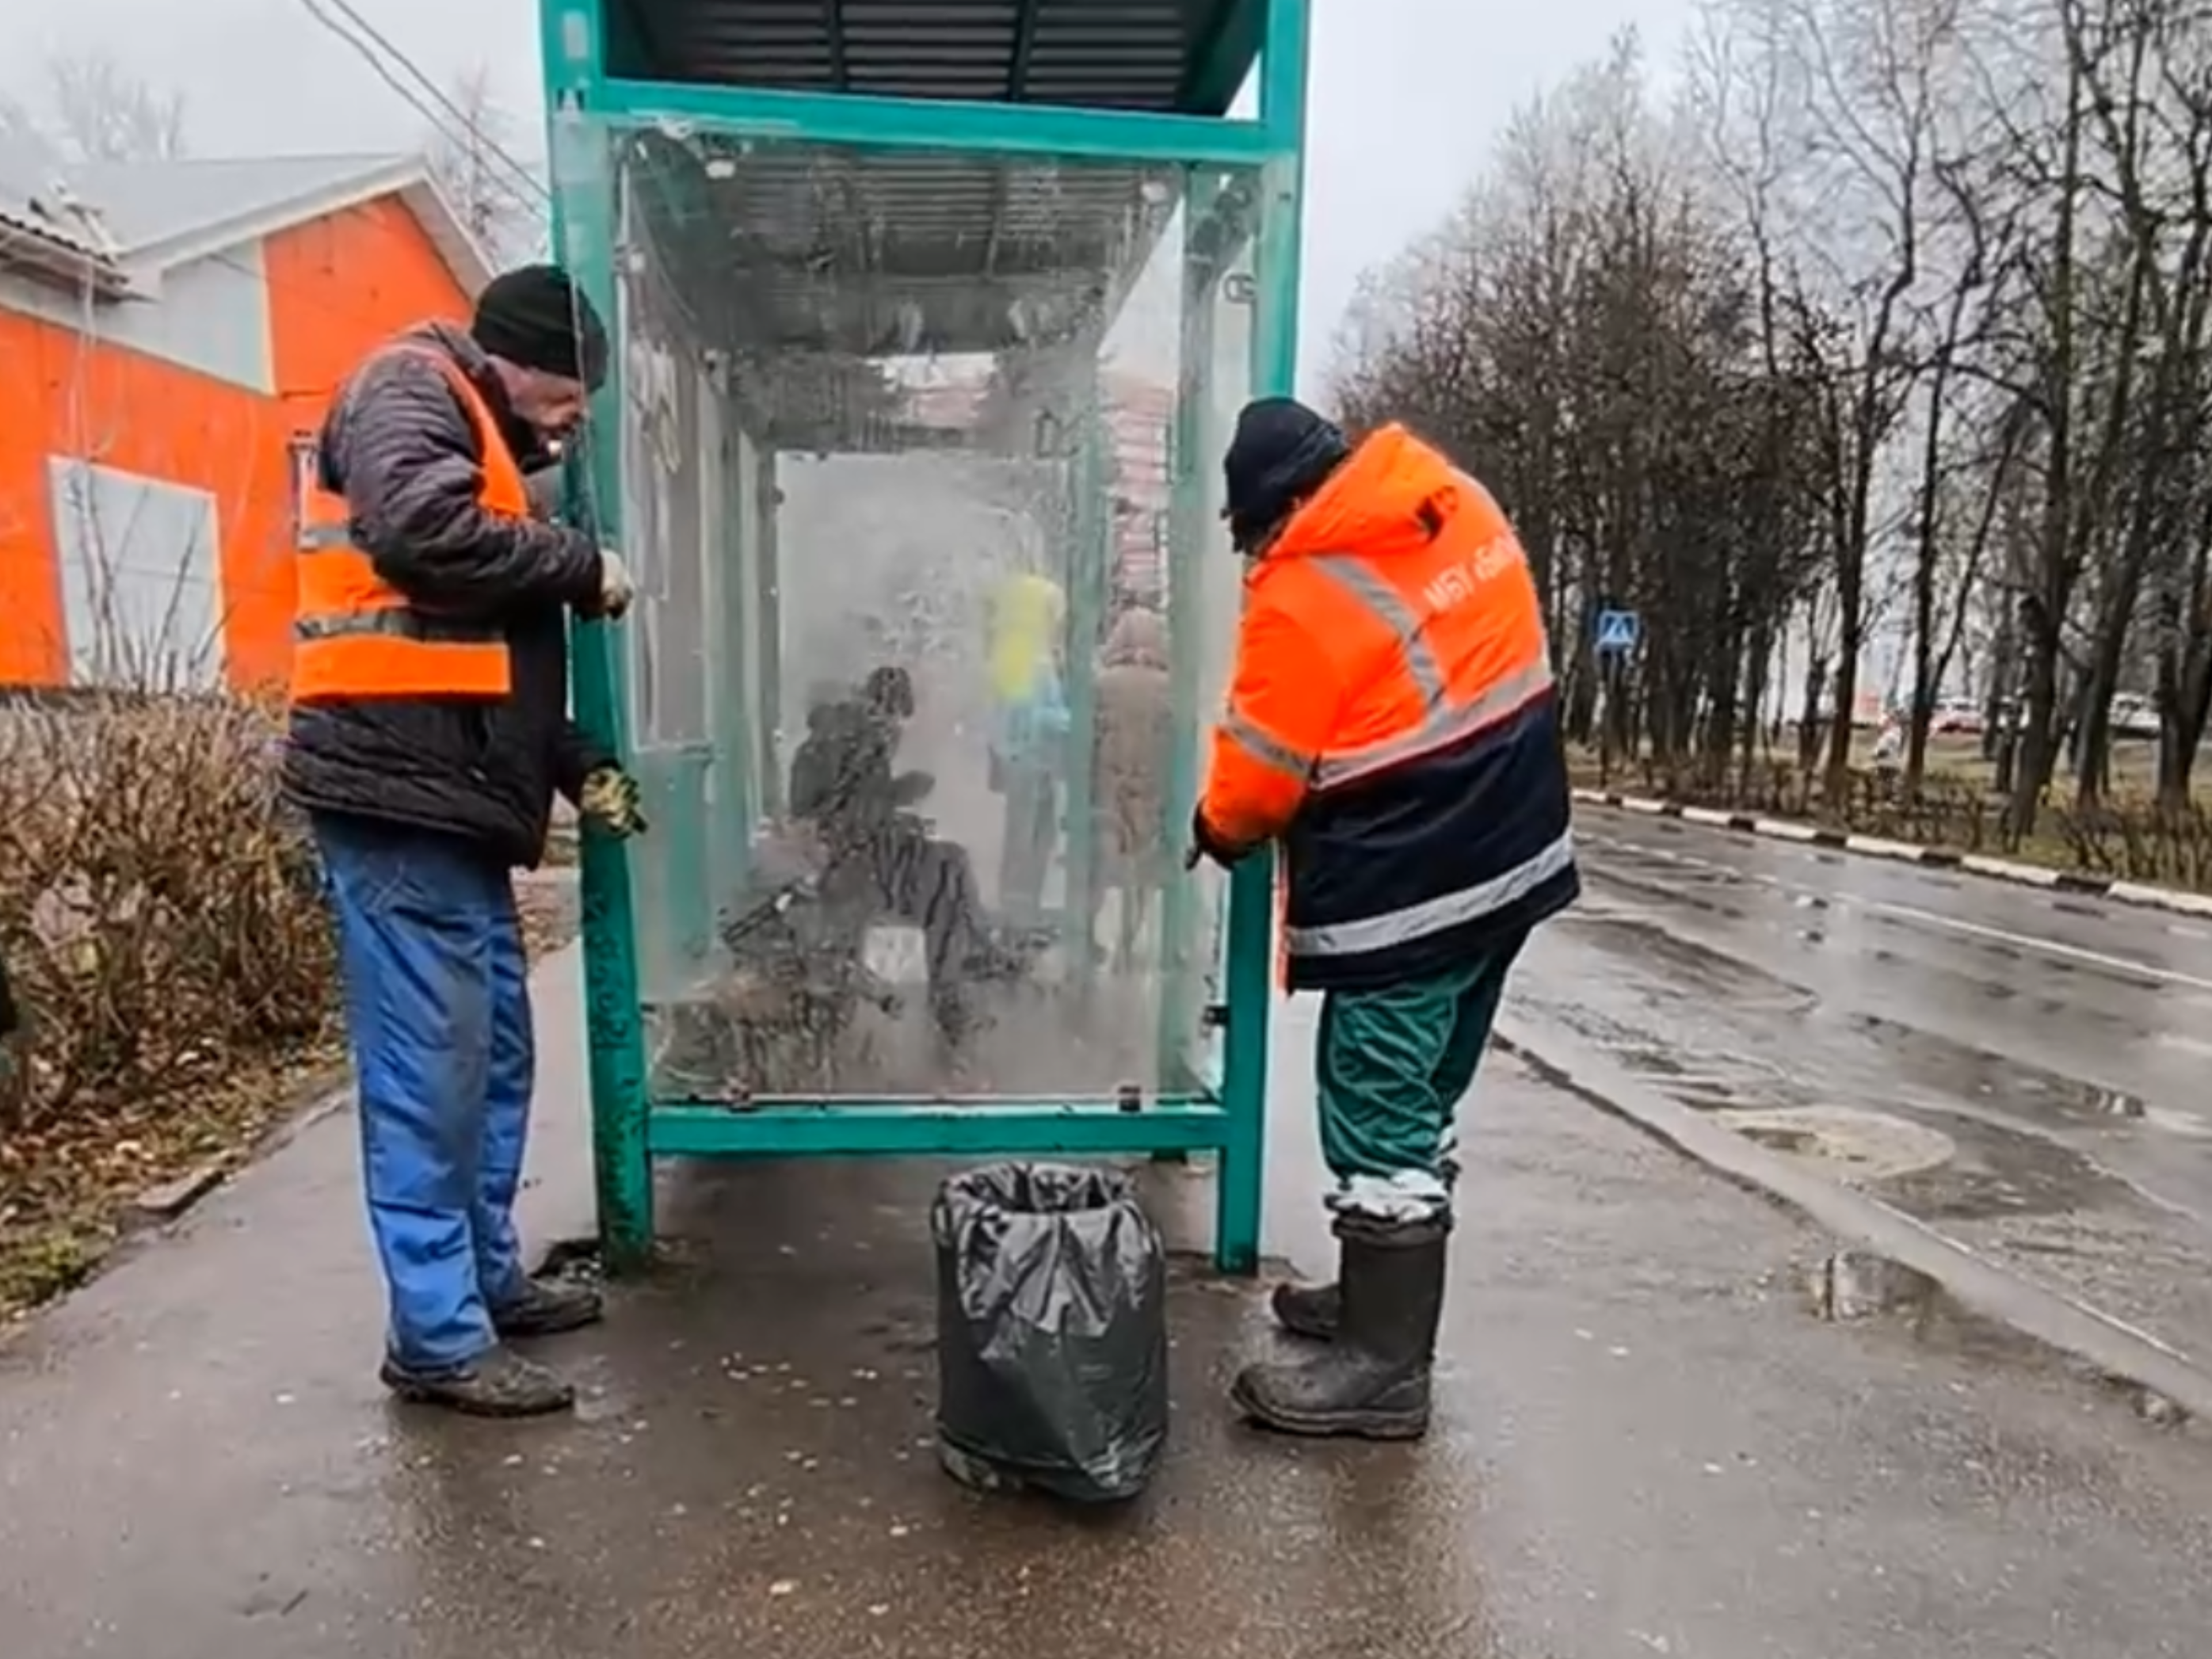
[289,347,521,704]
[1198,424,1579,990]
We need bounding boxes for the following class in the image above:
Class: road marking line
[1578,789,2212,919]
[1863,898,2212,993]
[1588,827,2212,993]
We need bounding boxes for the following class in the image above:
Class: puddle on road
[1531,880,2212,1375]
[1523,959,2157,1227]
[1714,1106,1955,1184]
[1842,1009,2211,1147]
[1558,912,1817,1019]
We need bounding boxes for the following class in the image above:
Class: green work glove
[578,765,649,839]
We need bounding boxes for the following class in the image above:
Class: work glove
[589,548,635,620]
[1184,805,1248,871]
[578,765,649,838]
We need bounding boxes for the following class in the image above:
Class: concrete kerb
[1496,1007,2212,1424]
[1572,787,2212,919]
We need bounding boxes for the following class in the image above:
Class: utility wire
[296,0,551,205]
[305,0,547,202]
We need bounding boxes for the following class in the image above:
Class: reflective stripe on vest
[1213,456,1567,965]
[1281,827,1577,959]
[289,343,523,704]
[1218,535,1557,795]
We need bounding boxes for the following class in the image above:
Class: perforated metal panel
[609,0,1260,114]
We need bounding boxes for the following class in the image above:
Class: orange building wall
[0,192,471,689]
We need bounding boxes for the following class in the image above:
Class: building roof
[2,148,494,301]
[0,133,132,291]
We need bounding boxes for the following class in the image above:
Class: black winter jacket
[282,322,612,868]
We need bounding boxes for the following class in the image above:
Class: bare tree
[1336,32,1835,791]
[1335,0,2212,860]
[2,49,190,162]
[426,66,547,267]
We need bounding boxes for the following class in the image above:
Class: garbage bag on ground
[932,1161,1169,1503]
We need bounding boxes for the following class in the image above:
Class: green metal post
[542,0,655,1272]
[1214,0,1312,1275]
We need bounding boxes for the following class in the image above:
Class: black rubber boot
[1232,1211,1449,1440]
[492,1277,604,1340]
[379,1345,577,1417]
[1274,1160,1460,1342]
[1270,1277,1342,1341]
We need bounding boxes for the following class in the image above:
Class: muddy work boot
[379,1346,577,1418]
[1270,1278,1342,1341]
[1232,1211,1449,1440]
[492,1277,604,1340]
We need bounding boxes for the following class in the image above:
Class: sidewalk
[4,955,2211,1658]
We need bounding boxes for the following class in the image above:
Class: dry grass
[0,695,583,1318]
[0,694,335,1312]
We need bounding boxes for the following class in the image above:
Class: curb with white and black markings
[1572,787,2212,921]
[1497,1008,2212,1425]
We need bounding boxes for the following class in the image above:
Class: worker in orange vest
[1189,398,1581,1440]
[283,264,644,1418]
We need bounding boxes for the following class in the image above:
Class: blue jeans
[313,814,534,1371]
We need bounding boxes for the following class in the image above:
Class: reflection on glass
[556,123,1260,1102]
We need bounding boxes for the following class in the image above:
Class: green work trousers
[1314,931,1528,1222]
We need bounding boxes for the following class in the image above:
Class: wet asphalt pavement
[1517,807,2212,1362]
[7,932,2212,1657]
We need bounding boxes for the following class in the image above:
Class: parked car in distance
[1931,700,1984,736]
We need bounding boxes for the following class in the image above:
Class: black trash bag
[932,1161,1169,1503]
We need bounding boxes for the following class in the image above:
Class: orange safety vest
[1199,423,1578,990]
[289,345,519,704]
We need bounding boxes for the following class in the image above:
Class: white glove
[594,548,635,620]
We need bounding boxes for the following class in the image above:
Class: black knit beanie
[1222,396,1352,551]
[472,264,609,390]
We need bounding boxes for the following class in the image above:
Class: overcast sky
[5,0,1694,392]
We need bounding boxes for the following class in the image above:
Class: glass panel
[1161,171,1259,1096]
[609,162,718,1004]
[559,117,1257,1101]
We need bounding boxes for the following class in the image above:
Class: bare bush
[0,694,334,1137]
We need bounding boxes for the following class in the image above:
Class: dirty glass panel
[570,122,1257,1103]
[1165,176,1260,1095]
[608,165,719,1007]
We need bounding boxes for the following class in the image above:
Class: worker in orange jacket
[1189,398,1580,1440]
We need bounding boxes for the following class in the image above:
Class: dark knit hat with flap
[1222,396,1352,550]
[472,264,609,390]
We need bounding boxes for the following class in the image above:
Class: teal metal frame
[539,0,1310,1276]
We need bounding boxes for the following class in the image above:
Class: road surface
[6,941,2212,1658]
[1521,805,2212,1363]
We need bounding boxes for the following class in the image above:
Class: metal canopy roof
[626,128,1177,366]
[607,0,1260,115]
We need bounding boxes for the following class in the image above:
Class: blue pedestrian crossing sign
[1596,609,1640,655]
